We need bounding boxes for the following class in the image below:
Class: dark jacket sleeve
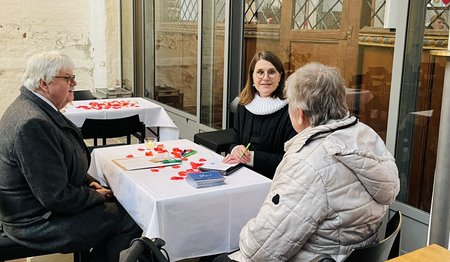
[230,105,244,151]
[15,119,105,214]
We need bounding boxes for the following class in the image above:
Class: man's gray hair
[22,51,74,91]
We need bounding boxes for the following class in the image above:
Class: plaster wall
[0,0,120,116]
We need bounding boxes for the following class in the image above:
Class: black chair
[80,114,146,150]
[73,90,96,100]
[119,237,169,262]
[0,225,88,262]
[194,97,239,154]
[310,211,402,262]
[194,129,236,154]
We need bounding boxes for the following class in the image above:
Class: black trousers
[212,254,237,262]
[3,200,142,262]
[199,253,237,262]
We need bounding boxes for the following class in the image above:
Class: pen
[162,159,183,164]
[240,143,251,157]
[183,150,197,157]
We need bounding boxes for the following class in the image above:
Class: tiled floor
[6,253,73,262]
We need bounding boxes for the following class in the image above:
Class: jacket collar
[285,115,358,154]
[20,86,77,130]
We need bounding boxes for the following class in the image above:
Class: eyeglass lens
[255,69,277,79]
[54,75,76,84]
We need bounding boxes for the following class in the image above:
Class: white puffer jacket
[229,116,400,262]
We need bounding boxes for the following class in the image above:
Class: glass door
[122,0,230,138]
[152,0,199,114]
[200,0,227,129]
[137,0,228,131]
[395,0,449,212]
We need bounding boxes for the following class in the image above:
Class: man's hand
[89,181,113,200]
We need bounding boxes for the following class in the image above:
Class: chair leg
[73,251,90,262]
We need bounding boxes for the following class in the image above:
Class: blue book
[186,171,226,188]
[186,171,224,181]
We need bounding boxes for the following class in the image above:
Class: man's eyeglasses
[254,69,278,79]
[54,75,76,84]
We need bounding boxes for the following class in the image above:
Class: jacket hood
[285,116,400,205]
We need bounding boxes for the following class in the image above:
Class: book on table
[199,161,243,176]
[113,157,182,171]
[186,171,226,188]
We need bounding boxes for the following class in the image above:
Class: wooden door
[279,0,362,83]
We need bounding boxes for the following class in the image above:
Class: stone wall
[0,0,119,116]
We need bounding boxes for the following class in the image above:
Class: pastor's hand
[223,145,251,164]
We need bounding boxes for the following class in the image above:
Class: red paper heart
[444,0,450,5]
[145,151,153,156]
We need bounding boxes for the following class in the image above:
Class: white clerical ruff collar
[244,94,288,115]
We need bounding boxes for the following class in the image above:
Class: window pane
[394,0,449,211]
[200,0,226,129]
[245,0,282,24]
[153,0,198,114]
[360,0,386,28]
[121,0,134,91]
[293,0,343,29]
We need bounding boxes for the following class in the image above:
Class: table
[345,87,374,113]
[87,139,272,261]
[94,87,133,98]
[387,244,450,262]
[62,97,179,141]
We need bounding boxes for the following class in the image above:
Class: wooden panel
[289,41,340,71]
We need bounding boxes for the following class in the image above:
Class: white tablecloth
[88,139,271,261]
[62,97,179,141]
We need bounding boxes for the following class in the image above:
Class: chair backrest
[342,211,402,262]
[229,96,240,114]
[193,96,239,154]
[73,90,95,100]
[80,114,145,146]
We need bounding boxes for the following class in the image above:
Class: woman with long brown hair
[223,50,295,179]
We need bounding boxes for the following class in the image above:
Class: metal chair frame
[310,211,403,262]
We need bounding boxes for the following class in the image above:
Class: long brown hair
[240,50,286,105]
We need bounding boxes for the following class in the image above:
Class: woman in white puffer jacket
[223,62,400,262]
